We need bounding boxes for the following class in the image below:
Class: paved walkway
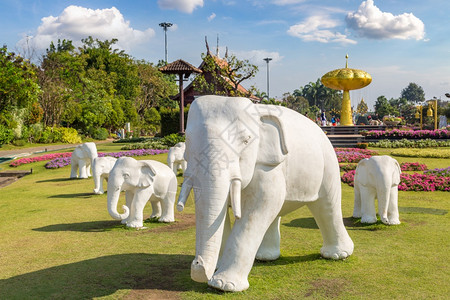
[0,139,114,159]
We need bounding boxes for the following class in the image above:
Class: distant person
[331,116,336,126]
[321,110,327,126]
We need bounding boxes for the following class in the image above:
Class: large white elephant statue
[167,142,187,175]
[177,95,354,292]
[70,142,98,179]
[353,155,401,225]
[92,156,117,194]
[107,157,177,228]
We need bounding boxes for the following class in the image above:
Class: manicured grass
[0,145,449,299]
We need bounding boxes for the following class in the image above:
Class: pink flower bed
[400,162,427,171]
[341,169,450,192]
[334,148,378,163]
[10,152,72,167]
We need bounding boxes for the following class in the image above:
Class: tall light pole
[263,57,272,100]
[159,22,173,64]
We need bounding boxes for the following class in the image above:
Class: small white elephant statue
[92,156,117,194]
[177,95,354,292]
[70,142,98,179]
[353,155,402,225]
[167,142,187,175]
[107,157,177,228]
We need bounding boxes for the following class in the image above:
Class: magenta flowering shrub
[10,152,72,167]
[398,173,450,192]
[400,162,427,171]
[334,148,378,163]
[341,170,356,186]
[44,149,169,169]
[341,169,450,192]
[363,129,450,139]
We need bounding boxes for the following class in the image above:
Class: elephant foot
[208,273,249,292]
[321,238,354,260]
[158,216,175,223]
[93,189,104,195]
[150,213,161,219]
[120,219,128,224]
[126,221,144,228]
[79,175,88,179]
[255,247,280,261]
[361,215,377,224]
[382,217,401,225]
[352,212,362,218]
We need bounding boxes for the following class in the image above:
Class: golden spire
[345,54,349,68]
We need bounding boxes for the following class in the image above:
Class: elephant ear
[256,115,288,166]
[392,159,401,186]
[355,159,370,186]
[138,161,156,188]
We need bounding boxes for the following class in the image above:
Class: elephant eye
[123,173,130,179]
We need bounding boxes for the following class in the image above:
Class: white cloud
[346,0,425,40]
[232,50,283,66]
[21,6,154,51]
[287,16,357,44]
[208,13,216,22]
[158,0,203,13]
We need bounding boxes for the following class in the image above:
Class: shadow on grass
[283,217,319,229]
[0,253,213,299]
[36,178,74,183]
[399,206,448,215]
[48,192,94,199]
[255,253,321,266]
[33,220,124,232]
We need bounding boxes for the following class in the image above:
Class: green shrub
[161,133,185,147]
[160,106,189,136]
[12,139,26,146]
[391,148,450,159]
[90,128,109,140]
[369,139,450,148]
[57,127,82,144]
[113,137,148,144]
[121,140,168,150]
[0,124,14,145]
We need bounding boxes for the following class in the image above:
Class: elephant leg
[126,189,150,228]
[121,191,134,224]
[181,160,187,173]
[306,185,354,260]
[78,160,88,179]
[158,190,176,223]
[352,183,362,218]
[255,216,281,261]
[149,199,162,219]
[360,186,377,224]
[387,186,400,225]
[209,167,286,292]
[70,160,78,178]
[86,162,92,177]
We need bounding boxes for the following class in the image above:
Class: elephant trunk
[177,177,192,211]
[107,182,129,220]
[191,180,230,282]
[92,158,101,194]
[377,176,392,222]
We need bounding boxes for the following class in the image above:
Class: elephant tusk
[177,180,192,212]
[230,179,241,219]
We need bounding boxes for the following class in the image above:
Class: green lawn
[0,144,448,299]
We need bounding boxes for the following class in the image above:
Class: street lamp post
[263,57,272,101]
[159,22,173,63]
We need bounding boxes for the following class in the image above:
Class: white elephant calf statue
[92,156,117,194]
[177,95,354,292]
[70,142,98,179]
[107,157,177,228]
[353,155,401,225]
[167,142,187,175]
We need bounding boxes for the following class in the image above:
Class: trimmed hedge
[160,106,189,137]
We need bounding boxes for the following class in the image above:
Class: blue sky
[1,0,449,110]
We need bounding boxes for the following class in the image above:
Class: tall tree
[374,96,398,117]
[401,83,425,103]
[295,78,342,112]
[0,46,40,123]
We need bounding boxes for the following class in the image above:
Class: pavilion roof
[159,59,202,75]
